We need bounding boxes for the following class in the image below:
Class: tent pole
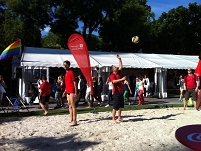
[46,67,50,82]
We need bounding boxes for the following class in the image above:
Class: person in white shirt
[177,75,184,102]
[142,74,150,97]
[85,82,91,108]
[0,75,6,109]
[105,77,113,107]
[30,76,42,104]
[76,75,86,107]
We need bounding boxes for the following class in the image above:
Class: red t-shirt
[65,70,76,93]
[40,81,51,96]
[184,74,198,89]
[110,71,123,94]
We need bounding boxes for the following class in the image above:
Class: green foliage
[85,34,103,50]
[0,0,200,56]
[41,32,63,49]
[151,2,201,55]
[99,0,153,52]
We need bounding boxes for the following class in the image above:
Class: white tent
[18,47,199,100]
[21,47,198,69]
[21,47,162,68]
[135,53,198,69]
[21,47,100,68]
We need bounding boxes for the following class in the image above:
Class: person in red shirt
[63,60,78,126]
[197,76,201,110]
[39,76,51,115]
[183,68,199,110]
[110,55,126,124]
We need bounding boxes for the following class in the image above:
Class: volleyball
[132,36,139,44]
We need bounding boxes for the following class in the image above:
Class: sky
[41,0,201,36]
[147,0,200,19]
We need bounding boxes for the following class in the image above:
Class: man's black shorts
[185,89,196,101]
[40,95,50,104]
[113,90,124,110]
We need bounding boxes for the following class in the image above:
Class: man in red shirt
[63,60,78,126]
[110,55,126,124]
[183,68,199,110]
[39,76,51,115]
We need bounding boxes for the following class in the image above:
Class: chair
[6,96,29,115]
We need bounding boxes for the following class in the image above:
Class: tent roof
[21,47,100,68]
[135,53,198,69]
[20,47,199,69]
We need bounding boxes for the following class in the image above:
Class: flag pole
[19,39,21,57]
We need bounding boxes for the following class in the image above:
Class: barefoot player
[63,60,78,126]
[110,55,126,123]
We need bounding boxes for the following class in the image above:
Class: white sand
[0,108,200,151]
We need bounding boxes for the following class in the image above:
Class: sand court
[1,108,200,151]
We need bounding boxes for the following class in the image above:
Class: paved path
[1,93,184,113]
[22,95,183,112]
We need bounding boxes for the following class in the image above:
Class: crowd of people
[1,54,201,126]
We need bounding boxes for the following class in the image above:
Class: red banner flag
[195,52,201,76]
[67,34,93,95]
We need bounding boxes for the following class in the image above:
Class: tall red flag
[195,52,201,76]
[67,34,93,95]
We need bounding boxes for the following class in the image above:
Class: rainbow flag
[0,39,21,60]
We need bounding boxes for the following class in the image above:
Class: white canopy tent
[135,53,198,69]
[21,47,198,69]
[21,47,100,68]
[17,47,199,100]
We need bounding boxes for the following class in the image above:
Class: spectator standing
[133,77,140,104]
[30,77,42,107]
[123,76,132,105]
[54,76,62,109]
[76,75,86,107]
[91,76,102,106]
[177,75,184,101]
[39,76,51,115]
[59,74,65,107]
[110,55,126,124]
[97,77,103,106]
[63,60,78,126]
[197,76,201,110]
[105,77,112,107]
[0,75,6,108]
[142,74,150,97]
[149,80,155,96]
[85,82,92,108]
[183,68,199,110]
[138,77,145,105]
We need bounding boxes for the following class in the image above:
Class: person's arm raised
[117,55,123,71]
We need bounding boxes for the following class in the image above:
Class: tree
[2,0,54,47]
[99,0,153,52]
[151,2,201,55]
[50,0,120,49]
[41,32,63,49]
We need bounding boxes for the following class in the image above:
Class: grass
[0,104,185,119]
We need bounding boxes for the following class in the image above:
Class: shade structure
[20,47,198,70]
